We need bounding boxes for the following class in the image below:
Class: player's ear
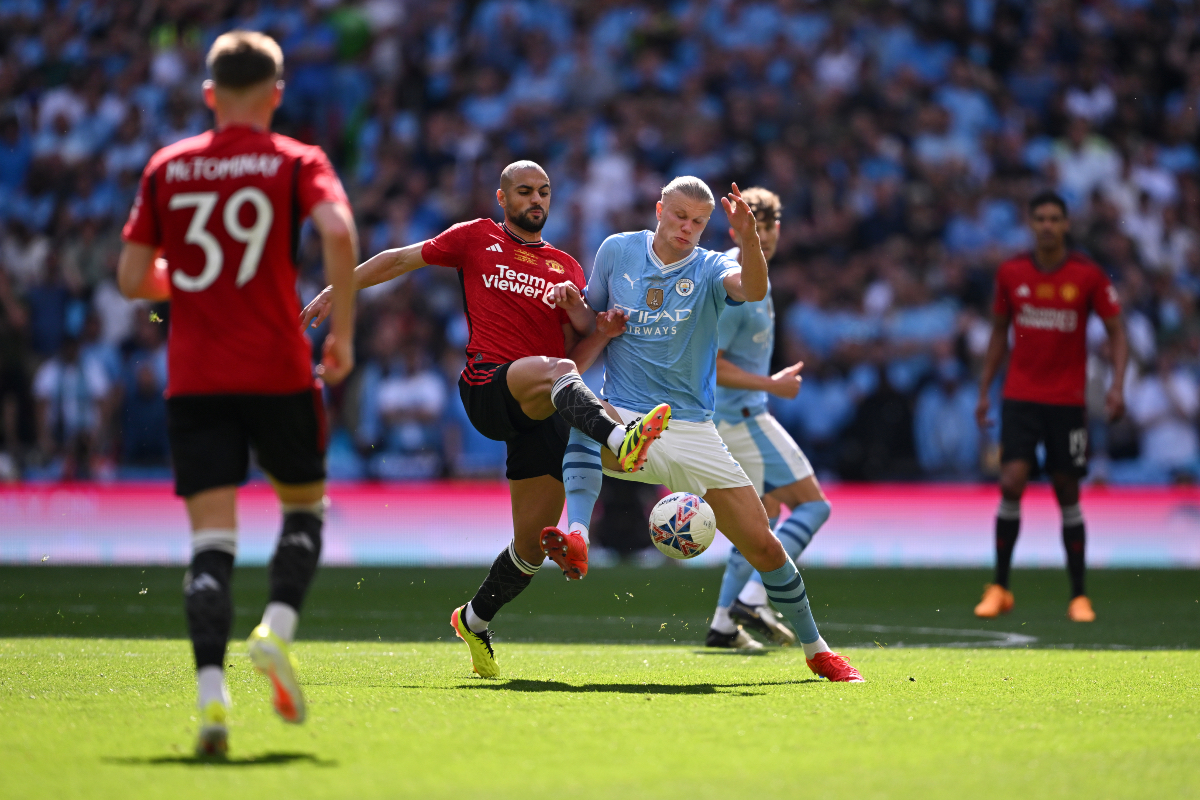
[655,201,662,220]
[272,81,284,109]
[202,81,217,111]
[496,188,506,209]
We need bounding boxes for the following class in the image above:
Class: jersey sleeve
[420,221,476,270]
[711,253,742,306]
[992,266,1012,318]
[297,146,349,216]
[121,163,161,246]
[716,300,745,352]
[584,235,620,312]
[1090,268,1121,319]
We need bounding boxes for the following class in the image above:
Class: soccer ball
[648,492,716,559]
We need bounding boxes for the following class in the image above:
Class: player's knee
[743,535,786,571]
[550,358,578,380]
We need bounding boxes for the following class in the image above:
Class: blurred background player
[974,191,1128,623]
[554,177,863,682]
[300,160,667,679]
[117,31,358,755]
[705,187,830,649]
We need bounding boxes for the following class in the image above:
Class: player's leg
[454,473,561,677]
[167,394,248,756]
[704,484,862,681]
[708,417,767,645]
[976,400,1037,618]
[244,387,331,722]
[183,486,239,756]
[1047,404,1093,620]
[507,355,669,473]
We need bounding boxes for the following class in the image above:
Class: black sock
[185,550,235,669]
[1062,503,1086,598]
[994,498,1021,589]
[550,373,620,448]
[269,510,324,611]
[467,542,540,626]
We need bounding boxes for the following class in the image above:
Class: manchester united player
[974,191,1128,622]
[300,160,669,678]
[117,32,358,755]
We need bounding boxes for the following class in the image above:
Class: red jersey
[993,251,1120,406]
[122,125,348,397]
[421,219,586,384]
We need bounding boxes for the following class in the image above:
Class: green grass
[2,567,1199,799]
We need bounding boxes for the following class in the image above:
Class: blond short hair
[661,176,715,205]
[206,31,283,90]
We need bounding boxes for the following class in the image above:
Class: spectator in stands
[33,335,110,479]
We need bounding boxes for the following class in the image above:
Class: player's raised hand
[975,394,993,428]
[548,281,585,309]
[721,183,758,241]
[300,286,334,331]
[317,331,353,385]
[767,360,804,399]
[595,308,628,339]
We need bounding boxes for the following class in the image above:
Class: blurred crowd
[1,0,1199,486]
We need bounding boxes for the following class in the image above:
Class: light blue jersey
[714,247,773,423]
[585,231,741,422]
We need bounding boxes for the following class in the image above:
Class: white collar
[645,230,699,274]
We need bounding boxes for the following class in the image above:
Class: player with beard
[973,191,1128,622]
[301,161,670,678]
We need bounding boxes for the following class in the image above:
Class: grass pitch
[2,566,1198,799]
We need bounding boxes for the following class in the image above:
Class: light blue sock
[774,499,831,560]
[717,547,754,608]
[563,428,603,537]
[760,556,821,644]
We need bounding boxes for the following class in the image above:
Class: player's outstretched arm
[717,352,805,399]
[310,201,360,385]
[975,314,1010,428]
[566,308,628,374]
[720,183,767,303]
[299,239,430,331]
[116,243,171,301]
[1102,314,1129,421]
[547,281,596,337]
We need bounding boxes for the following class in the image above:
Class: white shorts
[716,412,814,497]
[602,406,753,496]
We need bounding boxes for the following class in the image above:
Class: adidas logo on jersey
[485,243,503,253]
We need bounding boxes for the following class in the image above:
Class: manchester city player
[546,178,862,682]
[706,187,832,649]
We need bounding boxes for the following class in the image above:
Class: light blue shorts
[716,412,814,496]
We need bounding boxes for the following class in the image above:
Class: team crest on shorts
[646,287,664,309]
[675,278,695,297]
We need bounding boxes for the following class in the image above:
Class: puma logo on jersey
[485,243,503,253]
[623,273,637,289]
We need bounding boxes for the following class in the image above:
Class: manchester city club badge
[675,278,694,297]
[646,287,664,310]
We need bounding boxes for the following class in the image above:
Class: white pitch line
[821,621,1038,648]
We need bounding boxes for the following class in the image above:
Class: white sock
[711,606,737,634]
[568,521,590,545]
[738,580,768,607]
[261,601,298,643]
[606,425,624,455]
[197,665,229,709]
[465,602,488,633]
[802,636,832,660]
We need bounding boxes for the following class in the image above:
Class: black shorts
[1000,400,1088,477]
[458,362,568,482]
[167,386,327,497]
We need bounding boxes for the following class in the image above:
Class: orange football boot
[1067,595,1096,622]
[540,527,588,580]
[974,584,1015,618]
[806,651,865,682]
